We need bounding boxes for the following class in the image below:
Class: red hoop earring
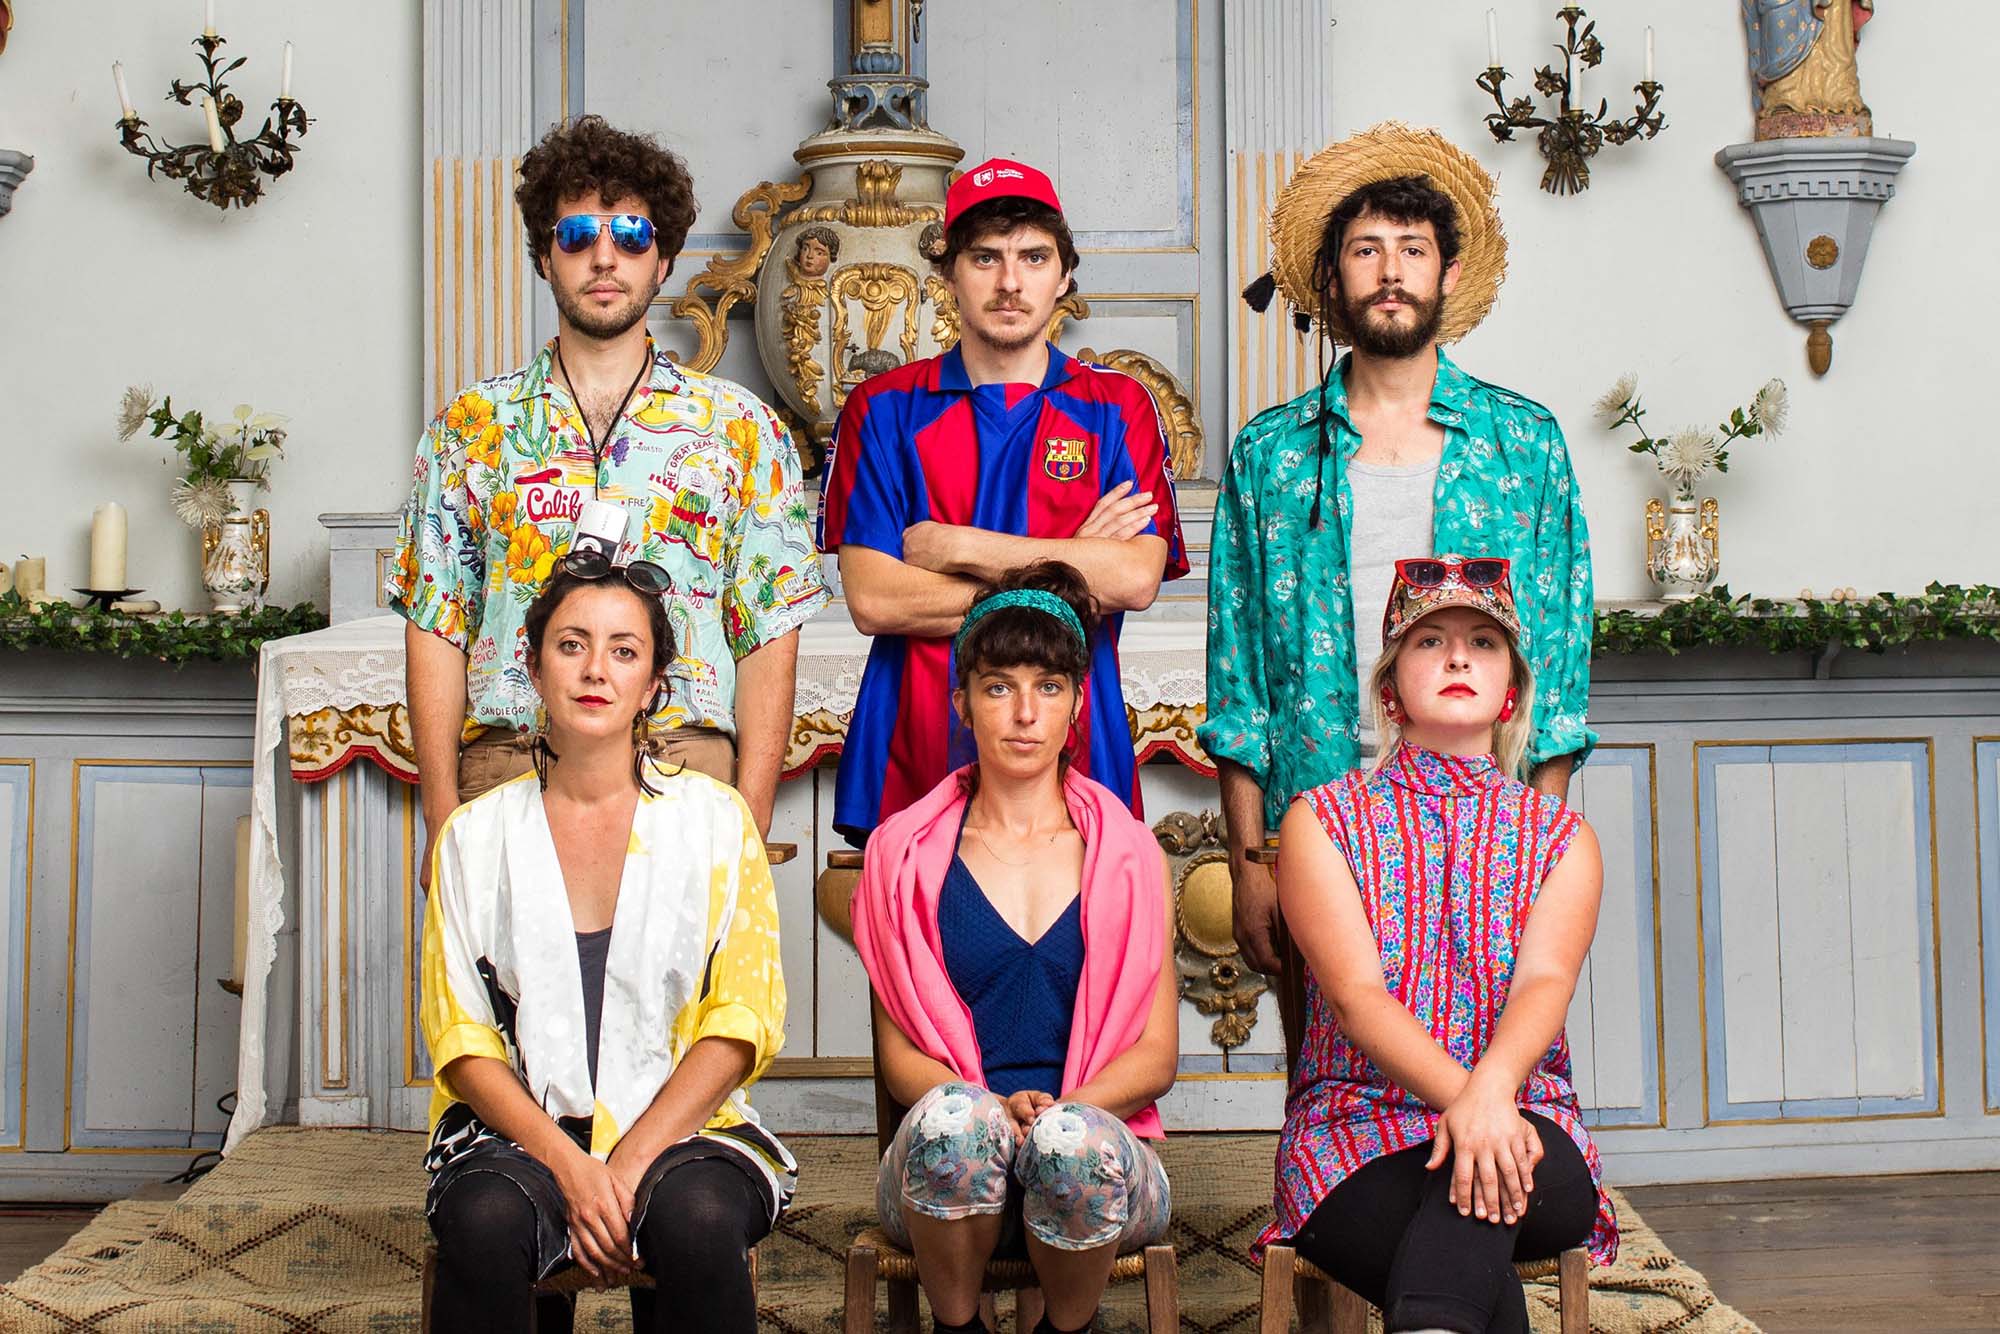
[1498,688,1518,723]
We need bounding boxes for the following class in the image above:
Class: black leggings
[1289,1112,1596,1334]
[427,1152,770,1334]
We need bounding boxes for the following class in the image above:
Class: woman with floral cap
[851,560,1179,1334]
[1265,555,1615,1334]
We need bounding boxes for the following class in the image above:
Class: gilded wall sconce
[110,28,309,211]
[1476,5,1665,195]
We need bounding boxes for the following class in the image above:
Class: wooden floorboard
[1626,1170,2000,1333]
[0,1207,97,1284]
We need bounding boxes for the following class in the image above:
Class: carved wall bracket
[665,174,812,373]
[1156,810,1270,1053]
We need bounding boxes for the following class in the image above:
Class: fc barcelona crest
[1042,436,1088,482]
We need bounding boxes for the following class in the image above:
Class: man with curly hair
[389,115,828,877]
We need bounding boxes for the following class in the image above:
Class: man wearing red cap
[817,158,1188,840]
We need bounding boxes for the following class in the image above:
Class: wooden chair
[1242,842,1590,1334]
[816,850,1180,1334]
[418,1250,757,1332]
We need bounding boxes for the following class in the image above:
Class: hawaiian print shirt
[1202,349,1595,831]
[387,339,830,740]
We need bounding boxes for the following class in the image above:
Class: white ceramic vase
[201,479,270,614]
[1645,483,1720,602]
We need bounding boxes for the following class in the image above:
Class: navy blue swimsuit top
[938,847,1085,1099]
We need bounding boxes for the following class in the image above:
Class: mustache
[1371,288,1422,307]
[983,299,1030,312]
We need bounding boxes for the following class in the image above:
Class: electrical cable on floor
[165,1092,236,1185]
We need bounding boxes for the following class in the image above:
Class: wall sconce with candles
[1476,5,1665,196]
[111,3,308,211]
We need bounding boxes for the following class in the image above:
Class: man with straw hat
[1203,123,1595,976]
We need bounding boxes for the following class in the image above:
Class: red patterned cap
[1382,554,1524,644]
[944,158,1064,231]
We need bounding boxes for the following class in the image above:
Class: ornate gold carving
[1644,496,1666,543]
[1155,810,1270,1052]
[1045,291,1090,344]
[786,160,943,230]
[923,274,956,347]
[665,174,812,373]
[1699,495,1720,565]
[1805,234,1839,269]
[829,262,923,407]
[1076,346,1205,481]
[781,261,831,409]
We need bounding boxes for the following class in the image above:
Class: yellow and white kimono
[420,762,793,1212]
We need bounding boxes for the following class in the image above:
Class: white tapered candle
[280,42,293,100]
[1645,27,1656,82]
[112,62,136,119]
[203,95,225,151]
[204,0,216,36]
[1486,10,1500,67]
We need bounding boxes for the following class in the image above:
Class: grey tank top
[576,926,612,1090]
[1346,458,1439,755]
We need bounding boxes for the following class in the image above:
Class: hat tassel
[1241,271,1278,313]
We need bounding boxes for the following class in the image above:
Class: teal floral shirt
[387,339,830,741]
[1202,350,1595,830]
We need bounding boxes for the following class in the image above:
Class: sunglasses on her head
[1394,557,1510,589]
[551,213,657,256]
[557,548,673,597]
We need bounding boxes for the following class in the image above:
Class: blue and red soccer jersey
[818,342,1189,838]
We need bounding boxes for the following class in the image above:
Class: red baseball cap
[943,158,1064,231]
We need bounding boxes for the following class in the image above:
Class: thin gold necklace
[968,821,1063,869]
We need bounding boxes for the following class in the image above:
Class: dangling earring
[1380,687,1401,724]
[1498,688,1518,723]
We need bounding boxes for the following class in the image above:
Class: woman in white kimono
[420,556,791,1334]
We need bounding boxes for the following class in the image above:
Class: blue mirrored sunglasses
[551,213,656,256]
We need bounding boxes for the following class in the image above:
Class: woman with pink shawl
[851,562,1178,1334]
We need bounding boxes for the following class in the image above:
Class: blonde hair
[1366,626,1537,780]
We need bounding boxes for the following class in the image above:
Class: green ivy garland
[2,585,1994,666]
[0,590,327,664]
[1592,583,2000,658]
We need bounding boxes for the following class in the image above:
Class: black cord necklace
[554,335,653,477]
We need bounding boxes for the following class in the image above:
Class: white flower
[1659,428,1721,485]
[918,1091,976,1140]
[1749,378,1788,435]
[170,477,234,530]
[1030,1107,1089,1157]
[1592,373,1638,428]
[116,385,154,440]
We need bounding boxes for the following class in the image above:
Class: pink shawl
[851,766,1168,1138]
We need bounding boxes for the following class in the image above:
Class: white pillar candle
[14,557,45,600]
[1645,27,1656,82]
[112,62,136,120]
[204,0,216,36]
[280,42,294,100]
[0,564,11,597]
[90,502,128,591]
[203,95,225,152]
[1486,10,1500,67]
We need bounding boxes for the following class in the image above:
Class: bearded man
[1206,125,1596,975]
[389,116,827,880]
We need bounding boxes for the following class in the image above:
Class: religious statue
[780,227,841,410]
[1741,0,1875,139]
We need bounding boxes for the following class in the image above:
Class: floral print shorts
[876,1081,1172,1253]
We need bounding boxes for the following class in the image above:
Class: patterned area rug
[0,1126,1759,1332]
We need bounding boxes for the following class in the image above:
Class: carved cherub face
[794,227,838,278]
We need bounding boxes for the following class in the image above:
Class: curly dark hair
[953,560,1099,691]
[934,196,1079,294]
[516,115,699,273]
[1311,174,1462,309]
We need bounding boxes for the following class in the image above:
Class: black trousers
[1289,1112,1597,1334]
[427,1141,772,1334]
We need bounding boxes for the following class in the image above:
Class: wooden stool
[843,1227,1178,1334]
[1243,842,1591,1334]
[419,1246,756,1331]
[764,840,797,865]
[1256,1245,1587,1334]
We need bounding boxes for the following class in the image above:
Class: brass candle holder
[114,33,309,211]
[1476,5,1664,196]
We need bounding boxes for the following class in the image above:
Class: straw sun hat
[1259,121,1509,346]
